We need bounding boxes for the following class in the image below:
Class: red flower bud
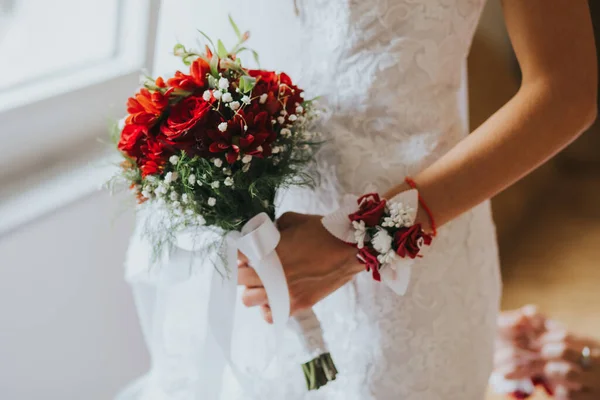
[348,193,387,227]
[394,224,432,259]
[357,247,381,281]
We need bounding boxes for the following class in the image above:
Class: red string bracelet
[404,177,437,237]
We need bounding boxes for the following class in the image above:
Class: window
[0,0,161,181]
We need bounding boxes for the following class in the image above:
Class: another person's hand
[494,306,600,399]
[538,329,600,400]
[494,306,547,380]
[237,212,363,322]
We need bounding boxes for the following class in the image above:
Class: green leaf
[228,14,242,40]
[209,53,219,76]
[173,43,185,55]
[217,39,228,58]
[251,50,261,67]
[197,29,216,50]
[239,75,257,94]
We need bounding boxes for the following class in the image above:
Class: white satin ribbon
[321,189,421,295]
[175,212,290,398]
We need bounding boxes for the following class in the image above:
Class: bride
[120,0,596,399]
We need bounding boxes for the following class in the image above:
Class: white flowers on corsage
[372,229,396,265]
[352,220,366,249]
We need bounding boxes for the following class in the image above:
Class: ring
[580,346,592,369]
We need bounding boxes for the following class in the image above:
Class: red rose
[394,224,432,259]
[167,58,211,92]
[357,247,381,281]
[126,88,168,126]
[348,194,387,227]
[161,96,211,139]
[118,124,148,158]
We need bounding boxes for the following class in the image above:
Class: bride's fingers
[241,288,268,307]
[261,305,273,324]
[238,266,263,287]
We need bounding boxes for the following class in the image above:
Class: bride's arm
[239,0,597,316]
[389,0,597,227]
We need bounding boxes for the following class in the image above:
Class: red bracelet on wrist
[404,177,437,237]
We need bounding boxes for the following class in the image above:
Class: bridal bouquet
[111,19,337,391]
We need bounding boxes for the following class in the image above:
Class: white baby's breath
[377,250,396,265]
[352,220,366,249]
[242,154,252,164]
[230,101,240,111]
[280,128,291,138]
[188,174,196,185]
[259,93,268,104]
[208,197,216,207]
[164,172,178,183]
[213,90,222,100]
[213,158,223,168]
[202,90,212,101]
[241,95,251,105]
[218,122,228,132]
[211,181,220,189]
[222,92,233,103]
[224,177,234,187]
[169,155,180,165]
[372,229,393,254]
[218,77,229,90]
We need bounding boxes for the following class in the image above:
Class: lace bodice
[119,1,502,399]
[293,0,484,194]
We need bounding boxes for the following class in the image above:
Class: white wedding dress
[119,0,502,399]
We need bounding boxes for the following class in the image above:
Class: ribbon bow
[175,213,290,398]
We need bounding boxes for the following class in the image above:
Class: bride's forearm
[385,81,596,227]
[385,0,597,228]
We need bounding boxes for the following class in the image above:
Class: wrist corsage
[322,183,435,295]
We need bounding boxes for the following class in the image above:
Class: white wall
[0,191,149,400]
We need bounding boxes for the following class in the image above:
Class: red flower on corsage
[394,224,432,259]
[348,193,387,227]
[357,247,381,281]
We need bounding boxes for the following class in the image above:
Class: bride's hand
[238,212,363,322]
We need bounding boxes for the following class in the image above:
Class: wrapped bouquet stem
[110,18,336,392]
